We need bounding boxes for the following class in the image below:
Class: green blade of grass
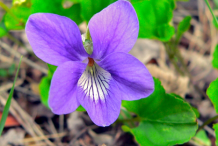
[204,0,218,25]
[0,56,22,136]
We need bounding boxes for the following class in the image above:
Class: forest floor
[0,0,218,146]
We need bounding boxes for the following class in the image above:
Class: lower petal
[49,61,86,114]
[77,63,121,126]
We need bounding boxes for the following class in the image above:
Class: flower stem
[0,1,11,13]
[0,1,23,24]
[175,46,191,77]
[197,115,218,133]
[116,116,141,124]
[164,42,185,75]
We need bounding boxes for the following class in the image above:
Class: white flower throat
[78,60,111,103]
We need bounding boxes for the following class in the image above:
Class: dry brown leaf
[0,112,20,127]
[197,100,216,117]
[67,112,84,131]
[129,39,160,64]
[0,128,25,146]
[146,64,189,97]
[88,129,113,146]
[30,83,40,95]
[180,49,218,84]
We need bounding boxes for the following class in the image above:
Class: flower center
[78,62,112,103]
[88,57,94,67]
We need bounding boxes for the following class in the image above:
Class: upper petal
[89,0,139,60]
[98,52,154,101]
[77,63,121,126]
[26,13,88,66]
[49,61,86,114]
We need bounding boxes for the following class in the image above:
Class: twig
[197,119,215,137]
[115,116,141,124]
[0,79,23,93]
[0,1,23,24]
[0,54,13,63]
[48,118,63,145]
[0,41,48,74]
[68,125,98,146]
[192,136,211,146]
[22,132,67,143]
[189,139,203,146]
[197,115,218,134]
[59,115,64,133]
[14,86,39,97]
[7,33,33,54]
[164,42,185,76]
[0,92,54,145]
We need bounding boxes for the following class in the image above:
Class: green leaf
[76,105,86,112]
[0,64,16,77]
[192,107,200,118]
[39,76,51,108]
[130,0,145,4]
[170,93,200,118]
[0,21,8,37]
[131,0,176,9]
[213,17,218,29]
[176,16,191,42]
[31,0,83,25]
[31,0,63,14]
[0,56,22,136]
[131,120,197,146]
[61,3,83,25]
[80,0,116,22]
[118,108,135,127]
[4,0,83,31]
[0,69,7,77]
[122,78,198,146]
[12,0,27,6]
[214,0,218,9]
[169,0,176,9]
[157,24,175,41]
[206,78,218,113]
[118,108,132,121]
[8,64,16,75]
[212,45,218,69]
[64,0,82,4]
[0,27,7,37]
[193,130,211,146]
[121,125,131,132]
[4,5,31,30]
[133,0,175,41]
[47,64,57,75]
[214,123,218,146]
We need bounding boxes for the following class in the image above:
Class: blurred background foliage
[0,0,218,145]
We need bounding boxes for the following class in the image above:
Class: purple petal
[26,13,87,66]
[77,63,121,126]
[89,0,139,60]
[49,61,86,114]
[98,52,154,100]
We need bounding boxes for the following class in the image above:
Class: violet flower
[25,0,154,126]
